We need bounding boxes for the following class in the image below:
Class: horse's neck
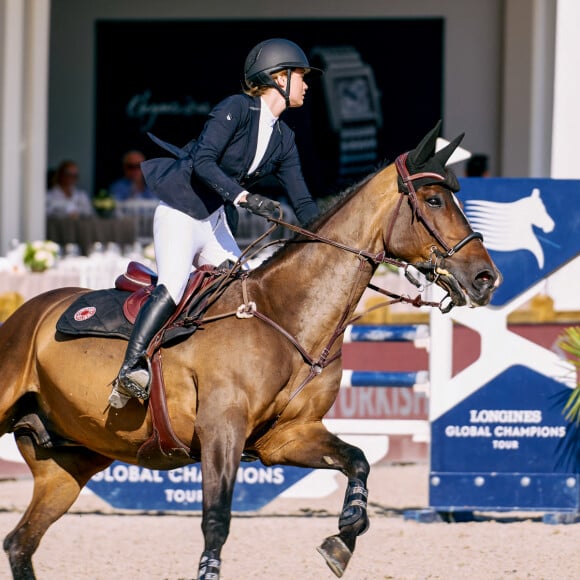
[255,174,392,348]
[258,249,375,352]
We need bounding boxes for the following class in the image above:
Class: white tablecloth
[0,254,150,303]
[0,269,83,302]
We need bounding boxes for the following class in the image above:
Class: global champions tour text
[91,464,285,506]
[444,409,566,450]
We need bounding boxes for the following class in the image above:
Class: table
[0,270,82,303]
[46,216,137,256]
[0,270,83,321]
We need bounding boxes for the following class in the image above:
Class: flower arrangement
[23,240,59,272]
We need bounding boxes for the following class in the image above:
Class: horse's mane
[250,166,384,271]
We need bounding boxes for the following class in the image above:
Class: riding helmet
[244,38,322,88]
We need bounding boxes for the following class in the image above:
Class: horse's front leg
[260,422,370,578]
[195,408,246,580]
[318,468,370,578]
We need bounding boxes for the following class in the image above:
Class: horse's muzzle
[440,262,501,309]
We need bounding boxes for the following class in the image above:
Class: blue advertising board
[427,178,580,514]
[87,461,313,512]
[430,366,580,511]
[460,178,580,306]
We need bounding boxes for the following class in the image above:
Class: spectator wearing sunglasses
[46,160,94,218]
[109,150,157,202]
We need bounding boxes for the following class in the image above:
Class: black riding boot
[114,284,176,401]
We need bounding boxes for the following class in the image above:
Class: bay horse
[0,122,500,579]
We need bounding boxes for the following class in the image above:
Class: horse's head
[382,121,501,311]
[528,188,555,233]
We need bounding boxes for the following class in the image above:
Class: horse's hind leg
[3,435,112,580]
[260,423,370,578]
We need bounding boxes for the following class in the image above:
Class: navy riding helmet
[243,38,322,106]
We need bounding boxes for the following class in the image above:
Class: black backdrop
[95,19,443,198]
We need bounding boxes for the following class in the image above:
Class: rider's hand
[239,193,280,219]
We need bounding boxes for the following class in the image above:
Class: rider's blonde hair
[243,70,287,97]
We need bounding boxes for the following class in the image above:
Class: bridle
[393,152,483,261]
[246,151,484,299]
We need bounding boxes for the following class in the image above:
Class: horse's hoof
[316,534,352,578]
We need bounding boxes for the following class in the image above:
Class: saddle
[57,261,225,344]
[57,261,237,467]
[115,261,219,344]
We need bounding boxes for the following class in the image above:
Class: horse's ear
[408,120,442,166]
[401,121,463,192]
[433,132,465,167]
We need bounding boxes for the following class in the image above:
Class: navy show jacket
[141,93,320,229]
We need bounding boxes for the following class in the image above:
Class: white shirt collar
[260,97,278,128]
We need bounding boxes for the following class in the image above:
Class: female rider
[110,38,322,407]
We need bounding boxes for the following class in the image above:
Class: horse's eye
[426,196,442,208]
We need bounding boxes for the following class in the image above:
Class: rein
[196,152,485,417]
[249,152,483,301]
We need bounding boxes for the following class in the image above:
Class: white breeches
[153,202,243,303]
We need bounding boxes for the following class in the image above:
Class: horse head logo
[465,187,555,269]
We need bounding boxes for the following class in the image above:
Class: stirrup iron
[118,355,153,400]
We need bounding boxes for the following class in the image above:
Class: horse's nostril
[475,270,496,288]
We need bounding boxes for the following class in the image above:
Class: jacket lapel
[244,97,261,173]
[261,120,282,163]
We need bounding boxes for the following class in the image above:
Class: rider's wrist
[234,191,249,206]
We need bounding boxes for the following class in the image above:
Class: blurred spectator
[46,160,94,217]
[465,153,490,177]
[109,150,157,201]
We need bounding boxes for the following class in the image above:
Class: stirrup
[118,369,151,399]
[117,356,152,400]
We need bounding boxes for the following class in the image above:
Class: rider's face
[286,69,308,108]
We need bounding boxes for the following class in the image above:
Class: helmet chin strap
[271,68,292,109]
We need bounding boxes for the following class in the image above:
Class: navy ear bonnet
[398,120,464,193]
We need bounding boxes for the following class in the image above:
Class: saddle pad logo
[74,306,97,322]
